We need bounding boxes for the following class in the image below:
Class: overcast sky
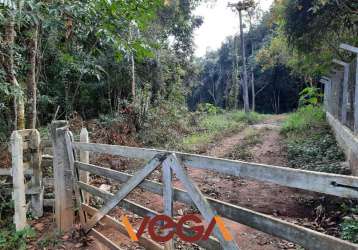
[194,0,274,57]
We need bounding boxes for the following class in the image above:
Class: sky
[194,0,274,57]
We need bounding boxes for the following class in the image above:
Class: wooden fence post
[342,65,349,125]
[340,44,358,134]
[11,131,27,231]
[162,158,174,250]
[355,56,358,134]
[51,121,74,232]
[80,128,90,204]
[330,70,341,119]
[29,130,43,218]
[321,77,331,113]
[333,59,350,125]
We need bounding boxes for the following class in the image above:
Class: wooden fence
[2,129,47,230]
[47,122,358,250]
[321,43,358,174]
[1,122,86,230]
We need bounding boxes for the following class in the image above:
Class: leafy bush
[0,227,36,250]
[197,103,222,115]
[341,219,358,243]
[138,100,191,149]
[282,105,326,134]
[299,87,323,106]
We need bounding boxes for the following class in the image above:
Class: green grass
[0,227,36,250]
[282,105,326,134]
[37,231,63,249]
[181,111,263,152]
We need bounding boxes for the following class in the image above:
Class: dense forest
[190,0,358,113]
[0,0,357,139]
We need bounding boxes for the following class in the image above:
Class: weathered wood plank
[340,43,358,54]
[64,131,86,225]
[80,128,90,204]
[43,199,55,207]
[169,154,239,250]
[355,57,358,134]
[40,139,52,149]
[82,204,163,250]
[91,229,123,250]
[43,177,54,187]
[29,130,43,218]
[0,168,11,176]
[78,182,221,250]
[11,131,27,231]
[162,158,174,250]
[84,155,166,232]
[51,121,74,232]
[321,78,332,112]
[333,59,350,124]
[74,142,358,199]
[76,161,358,250]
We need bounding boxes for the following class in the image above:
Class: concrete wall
[326,112,358,175]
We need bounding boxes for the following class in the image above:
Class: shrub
[299,87,323,106]
[138,100,191,149]
[197,103,222,115]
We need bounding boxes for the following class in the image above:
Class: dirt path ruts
[175,114,317,250]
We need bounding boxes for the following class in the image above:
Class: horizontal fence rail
[74,142,358,199]
[78,181,221,250]
[76,161,358,250]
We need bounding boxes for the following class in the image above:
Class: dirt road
[170,114,318,250]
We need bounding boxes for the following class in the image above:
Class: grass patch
[231,111,263,125]
[225,128,262,161]
[282,105,326,134]
[0,227,36,250]
[181,111,263,152]
[37,231,63,249]
[0,196,36,250]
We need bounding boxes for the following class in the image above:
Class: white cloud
[193,0,274,57]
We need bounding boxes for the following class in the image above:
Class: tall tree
[229,0,255,113]
[0,5,25,129]
[26,23,39,129]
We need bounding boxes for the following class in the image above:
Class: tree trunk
[1,13,25,129]
[129,25,136,101]
[239,10,249,113]
[26,24,39,129]
[131,52,136,100]
[251,71,255,111]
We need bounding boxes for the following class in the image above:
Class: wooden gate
[52,124,358,250]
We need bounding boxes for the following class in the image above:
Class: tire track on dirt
[178,115,317,250]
